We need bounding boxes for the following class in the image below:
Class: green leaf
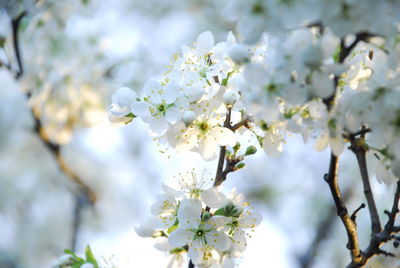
[85,245,99,267]
[72,263,81,268]
[64,249,84,263]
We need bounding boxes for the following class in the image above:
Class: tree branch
[346,180,400,267]
[324,154,363,263]
[350,139,381,234]
[11,12,26,79]
[8,11,96,251]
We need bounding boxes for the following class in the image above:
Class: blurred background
[0,0,398,267]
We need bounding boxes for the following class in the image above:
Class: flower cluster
[110,31,249,160]
[136,171,262,268]
[109,8,400,265]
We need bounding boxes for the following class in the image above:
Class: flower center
[196,230,204,237]
[197,121,210,134]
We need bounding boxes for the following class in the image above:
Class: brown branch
[8,11,96,251]
[11,12,26,79]
[323,31,377,109]
[350,139,381,234]
[213,107,232,187]
[324,154,363,263]
[231,116,251,131]
[346,180,400,267]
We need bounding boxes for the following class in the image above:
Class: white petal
[315,131,329,152]
[162,183,184,197]
[263,132,283,157]
[135,217,161,237]
[206,230,232,251]
[188,244,203,265]
[198,135,219,160]
[109,104,130,117]
[130,102,151,117]
[176,128,198,152]
[169,228,193,248]
[330,136,344,156]
[144,80,162,103]
[221,256,235,268]
[149,117,169,136]
[112,87,137,107]
[164,82,180,103]
[232,229,247,252]
[207,215,231,230]
[178,199,202,228]
[165,107,181,124]
[239,212,262,228]
[154,237,172,252]
[211,127,236,147]
[196,31,214,53]
[202,188,228,208]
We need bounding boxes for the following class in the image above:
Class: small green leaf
[85,246,99,267]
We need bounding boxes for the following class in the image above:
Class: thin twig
[213,107,232,187]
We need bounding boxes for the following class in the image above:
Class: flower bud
[182,110,196,126]
[245,145,257,156]
[302,44,323,69]
[229,44,250,64]
[223,90,238,106]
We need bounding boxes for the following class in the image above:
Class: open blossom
[168,199,232,266]
[309,100,345,156]
[108,87,137,124]
[169,102,237,160]
[163,170,227,208]
[131,80,183,135]
[151,194,179,228]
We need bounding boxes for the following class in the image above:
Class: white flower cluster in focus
[136,170,262,268]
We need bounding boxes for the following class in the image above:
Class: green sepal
[233,142,241,153]
[214,208,224,216]
[202,211,211,221]
[167,219,179,234]
[64,249,85,264]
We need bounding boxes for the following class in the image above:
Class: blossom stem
[214,107,232,187]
